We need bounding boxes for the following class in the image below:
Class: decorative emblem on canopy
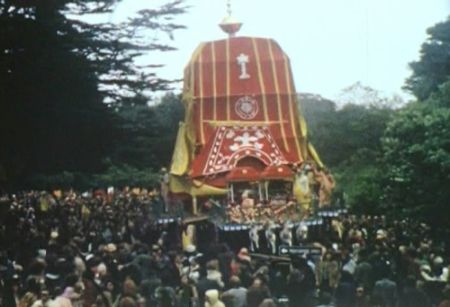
[235,96,258,119]
[203,126,287,176]
[237,53,250,79]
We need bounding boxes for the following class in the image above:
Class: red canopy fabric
[190,126,287,178]
[185,37,307,169]
[226,166,260,182]
[170,36,326,194]
[260,164,294,181]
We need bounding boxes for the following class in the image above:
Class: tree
[111,92,184,170]
[299,93,339,166]
[426,79,450,108]
[333,148,385,214]
[379,16,450,226]
[300,91,394,168]
[300,90,395,210]
[381,102,450,225]
[0,0,186,189]
[337,82,404,108]
[404,16,450,101]
[0,0,118,188]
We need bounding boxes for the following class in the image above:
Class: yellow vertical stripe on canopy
[268,40,289,152]
[211,41,217,120]
[199,51,205,144]
[283,54,303,161]
[252,38,269,121]
[184,43,205,156]
[226,39,231,120]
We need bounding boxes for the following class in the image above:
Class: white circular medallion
[234,96,259,120]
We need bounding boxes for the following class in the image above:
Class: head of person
[229,275,241,288]
[123,277,138,298]
[356,286,365,298]
[259,298,277,307]
[119,297,137,307]
[206,259,219,271]
[251,277,263,288]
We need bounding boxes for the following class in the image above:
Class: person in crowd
[354,249,374,292]
[176,274,198,307]
[354,285,370,307]
[0,190,448,307]
[30,290,52,307]
[334,270,356,307]
[316,251,340,292]
[204,289,225,307]
[372,271,397,307]
[397,276,432,307]
[222,275,247,307]
[246,277,271,307]
[315,291,335,307]
[287,257,316,307]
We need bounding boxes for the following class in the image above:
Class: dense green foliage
[22,92,184,190]
[0,0,186,190]
[382,95,450,224]
[381,18,450,225]
[405,17,450,101]
[300,91,395,213]
[112,93,184,170]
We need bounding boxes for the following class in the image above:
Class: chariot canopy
[169,30,325,197]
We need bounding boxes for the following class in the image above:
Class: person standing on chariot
[293,165,313,218]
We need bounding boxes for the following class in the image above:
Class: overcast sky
[109,0,449,101]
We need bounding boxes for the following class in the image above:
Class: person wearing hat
[230,248,253,288]
[237,248,251,263]
[104,243,117,254]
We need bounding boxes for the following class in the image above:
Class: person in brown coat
[315,251,341,292]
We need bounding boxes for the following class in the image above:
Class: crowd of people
[0,189,449,307]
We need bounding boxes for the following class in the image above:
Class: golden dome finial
[219,0,242,38]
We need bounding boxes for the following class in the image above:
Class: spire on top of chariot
[219,0,242,38]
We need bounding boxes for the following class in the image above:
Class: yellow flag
[170,123,190,176]
[169,175,227,196]
[308,143,324,169]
